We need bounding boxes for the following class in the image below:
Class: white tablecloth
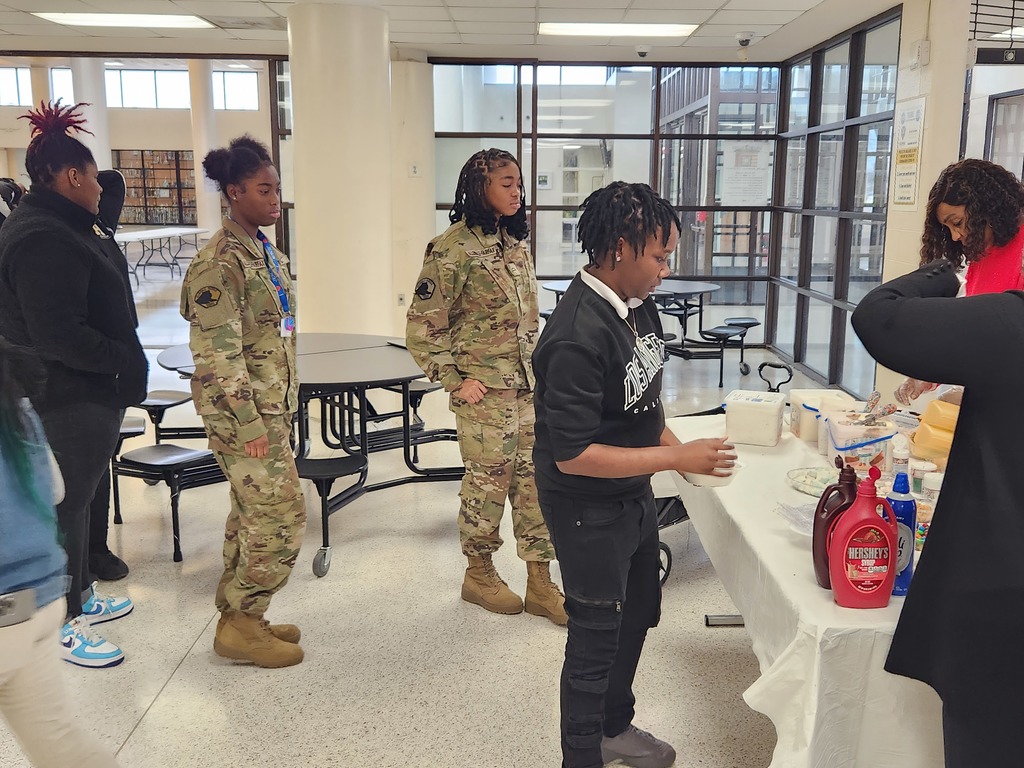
[666,414,943,768]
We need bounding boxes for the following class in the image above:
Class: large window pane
[276,60,292,131]
[660,66,778,135]
[788,59,811,131]
[862,21,899,116]
[535,209,584,277]
[0,69,20,106]
[672,210,769,280]
[854,121,892,212]
[660,67,711,133]
[435,65,518,132]
[779,213,801,283]
[434,137,519,204]
[50,68,73,106]
[212,72,225,110]
[815,130,844,209]
[120,70,156,108]
[104,70,122,108]
[805,299,833,376]
[847,219,886,304]
[810,217,838,296]
[223,72,258,110]
[842,311,875,398]
[659,139,772,206]
[784,137,806,207]
[155,71,190,109]
[773,285,798,358]
[536,66,652,135]
[16,68,31,106]
[820,43,850,125]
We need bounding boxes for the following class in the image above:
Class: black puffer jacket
[0,186,147,411]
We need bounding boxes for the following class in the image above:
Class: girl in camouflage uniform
[406,149,566,625]
[180,137,305,668]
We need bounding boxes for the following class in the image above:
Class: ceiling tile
[391,31,461,43]
[448,6,534,22]
[456,21,534,34]
[2,0,96,10]
[692,23,780,37]
[375,0,443,4]
[460,33,536,44]
[538,0,631,7]
[708,9,803,24]
[174,1,278,16]
[0,11,44,23]
[725,0,823,8]
[221,28,286,39]
[0,22,84,35]
[445,0,534,6]
[682,36,743,47]
[390,19,456,33]
[629,0,726,8]
[265,3,292,17]
[538,8,625,23]
[622,9,717,23]
[83,0,182,11]
[382,5,451,21]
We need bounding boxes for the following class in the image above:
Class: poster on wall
[893,97,926,207]
[719,142,773,206]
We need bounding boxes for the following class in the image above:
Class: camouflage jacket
[406,219,539,392]
[179,218,298,443]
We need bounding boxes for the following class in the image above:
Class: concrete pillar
[391,58,436,336]
[70,58,112,170]
[874,0,972,397]
[29,66,51,108]
[188,60,222,233]
[287,2,393,334]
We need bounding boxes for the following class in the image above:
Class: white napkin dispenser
[724,390,787,447]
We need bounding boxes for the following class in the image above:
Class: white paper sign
[893,97,926,207]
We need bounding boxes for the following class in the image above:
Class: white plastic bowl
[683,461,743,488]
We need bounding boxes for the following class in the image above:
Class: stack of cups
[915,471,944,550]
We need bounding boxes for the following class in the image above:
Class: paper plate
[776,502,814,537]
[786,466,835,497]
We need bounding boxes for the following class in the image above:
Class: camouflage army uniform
[406,218,554,562]
[180,217,305,617]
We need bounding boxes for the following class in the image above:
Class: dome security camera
[735,31,754,47]
[635,44,652,58]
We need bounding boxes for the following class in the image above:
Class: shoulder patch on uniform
[195,286,222,308]
[415,278,436,300]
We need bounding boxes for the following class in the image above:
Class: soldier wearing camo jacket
[406,148,566,626]
[180,136,305,669]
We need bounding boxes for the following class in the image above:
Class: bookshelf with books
[112,149,197,226]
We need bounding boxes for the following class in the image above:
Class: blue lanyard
[256,230,291,317]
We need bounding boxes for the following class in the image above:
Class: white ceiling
[0,0,904,62]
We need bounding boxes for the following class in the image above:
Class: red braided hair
[20,100,94,139]
[19,101,96,186]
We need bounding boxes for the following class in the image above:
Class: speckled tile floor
[0,261,826,767]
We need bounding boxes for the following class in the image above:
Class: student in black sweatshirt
[0,103,146,669]
[533,182,735,768]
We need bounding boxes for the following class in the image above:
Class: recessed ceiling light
[563,145,583,150]
[33,13,214,29]
[538,23,697,38]
[104,61,124,67]
[227,63,249,69]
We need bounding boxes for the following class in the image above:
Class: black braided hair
[921,158,1024,268]
[20,101,95,187]
[577,181,681,268]
[450,148,529,241]
[202,135,274,197]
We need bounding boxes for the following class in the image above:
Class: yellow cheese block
[921,399,960,433]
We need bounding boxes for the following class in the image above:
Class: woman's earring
[615,255,622,262]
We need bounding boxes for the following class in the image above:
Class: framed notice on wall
[893,97,926,207]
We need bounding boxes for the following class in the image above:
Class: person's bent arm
[406,247,467,393]
[557,437,735,479]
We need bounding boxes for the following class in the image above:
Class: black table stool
[112,444,225,562]
[137,389,207,443]
[296,455,369,578]
[699,325,747,389]
[723,317,761,376]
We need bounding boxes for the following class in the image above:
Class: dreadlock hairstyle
[0,337,53,528]
[449,148,529,241]
[20,101,95,187]
[202,135,274,197]
[921,158,1024,269]
[577,181,682,269]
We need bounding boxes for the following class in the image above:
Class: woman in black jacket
[0,102,146,668]
[852,180,1024,765]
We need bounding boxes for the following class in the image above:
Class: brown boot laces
[477,558,508,588]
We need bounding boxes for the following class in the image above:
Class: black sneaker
[601,725,676,768]
[89,550,129,581]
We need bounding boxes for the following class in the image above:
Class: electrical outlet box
[408,163,420,178]
[907,39,930,69]
[397,293,406,306]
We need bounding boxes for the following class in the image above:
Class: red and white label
[844,525,890,593]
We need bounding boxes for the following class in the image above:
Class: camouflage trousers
[451,388,555,561]
[204,412,306,617]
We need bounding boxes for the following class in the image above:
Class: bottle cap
[891,471,910,494]
[923,472,944,491]
[858,465,881,494]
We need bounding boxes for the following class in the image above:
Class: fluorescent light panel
[33,13,214,29]
[538,22,696,38]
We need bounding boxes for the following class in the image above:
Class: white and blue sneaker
[81,582,134,625]
[61,617,124,668]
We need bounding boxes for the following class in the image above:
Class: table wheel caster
[740,362,751,376]
[659,542,672,585]
[312,547,332,578]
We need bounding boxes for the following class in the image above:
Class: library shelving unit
[112,149,197,226]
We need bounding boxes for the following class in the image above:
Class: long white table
[666,414,943,768]
[115,226,210,280]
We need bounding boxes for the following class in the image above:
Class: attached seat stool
[723,316,762,377]
[111,415,147,525]
[112,444,226,562]
[296,455,369,578]
[137,389,207,443]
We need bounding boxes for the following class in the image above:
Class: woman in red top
[895,159,1024,405]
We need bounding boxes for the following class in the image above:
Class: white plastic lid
[910,459,937,473]
[923,472,944,491]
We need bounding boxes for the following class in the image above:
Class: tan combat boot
[462,555,524,615]
[525,561,568,626]
[213,612,304,668]
[216,613,301,644]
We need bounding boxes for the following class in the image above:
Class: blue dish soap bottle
[887,471,917,596]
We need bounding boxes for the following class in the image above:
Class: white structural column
[390,58,436,335]
[287,3,393,334]
[70,58,112,170]
[29,66,51,108]
[188,60,222,233]
[874,0,972,397]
